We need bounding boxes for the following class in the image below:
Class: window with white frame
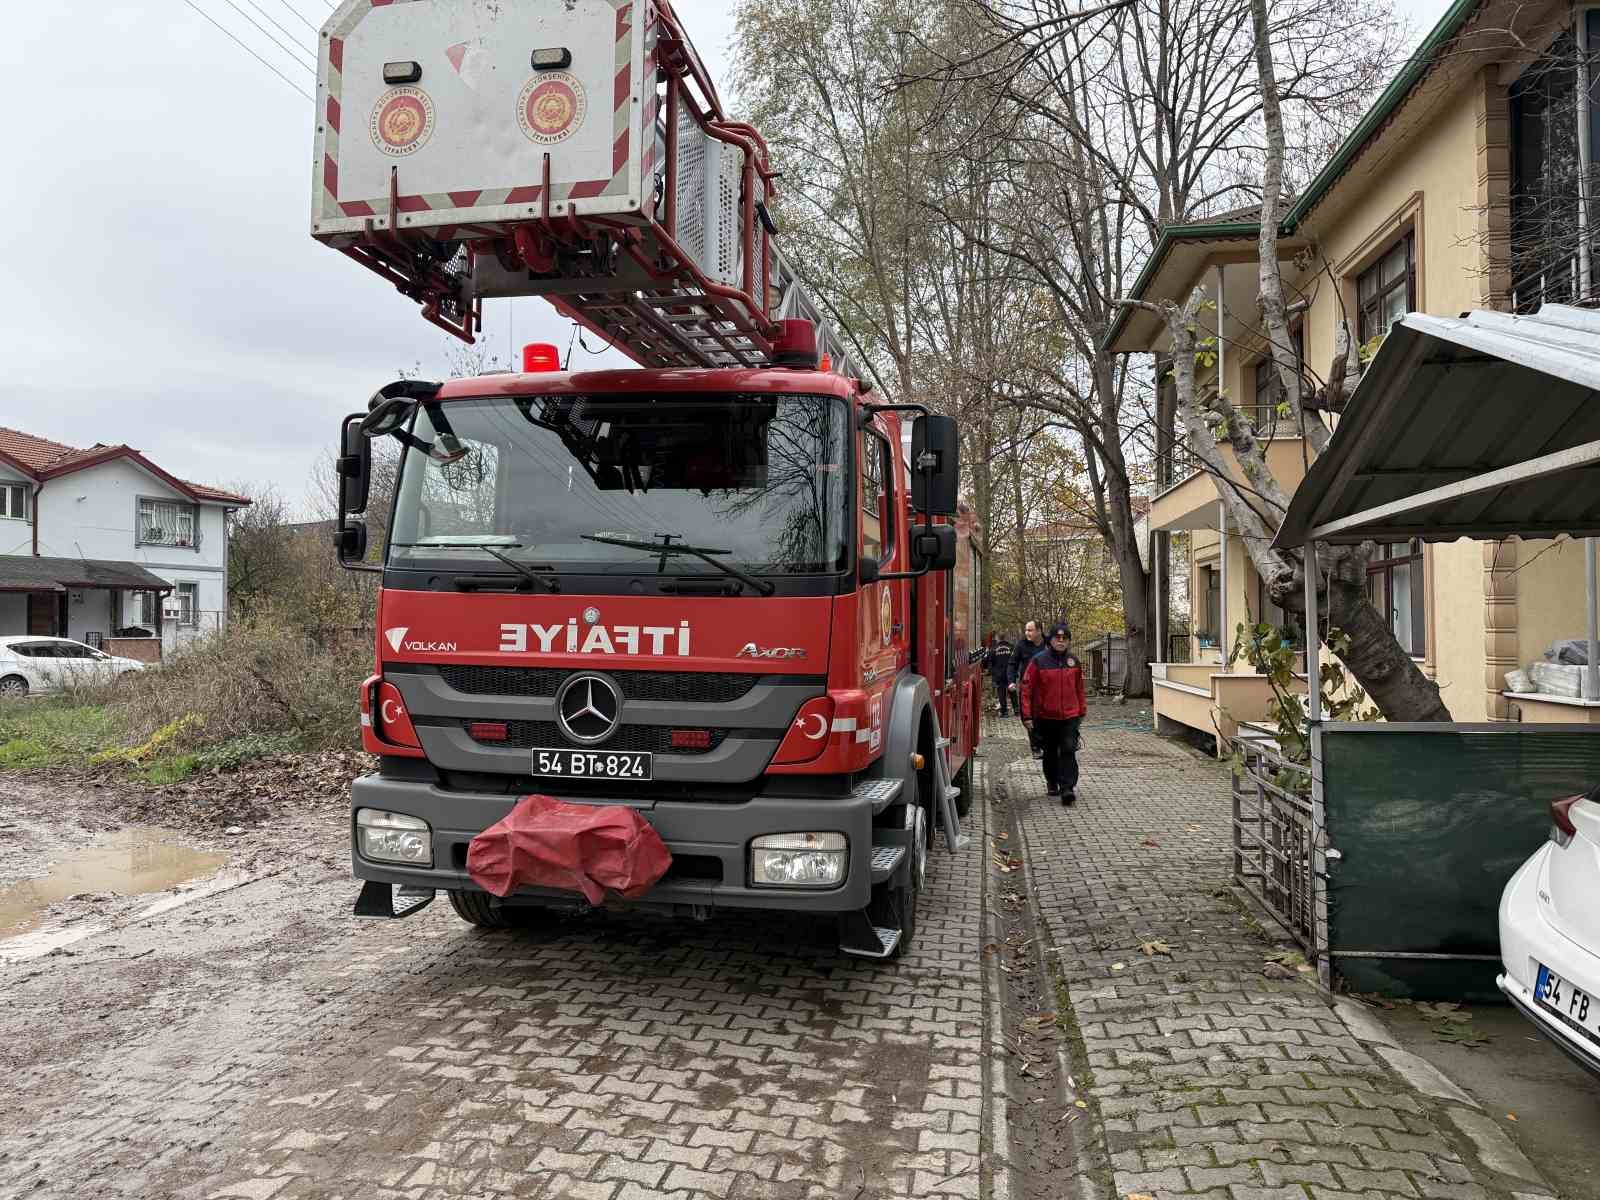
[176,582,198,627]
[127,591,157,627]
[137,497,199,549]
[0,483,27,521]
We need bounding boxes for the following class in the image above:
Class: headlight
[750,832,847,887]
[356,808,432,866]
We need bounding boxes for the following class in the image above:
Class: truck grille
[438,666,760,704]
[470,720,733,755]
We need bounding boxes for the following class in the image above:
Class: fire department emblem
[370,86,434,156]
[517,72,586,144]
[880,584,893,647]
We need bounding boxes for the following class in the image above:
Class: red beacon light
[522,342,561,372]
[770,319,819,369]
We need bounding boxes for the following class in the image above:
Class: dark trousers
[993,678,1010,716]
[1019,698,1040,752]
[1035,717,1081,794]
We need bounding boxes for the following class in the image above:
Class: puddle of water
[0,826,227,939]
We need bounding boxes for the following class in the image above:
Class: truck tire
[446,889,540,929]
[868,784,925,959]
[952,755,974,818]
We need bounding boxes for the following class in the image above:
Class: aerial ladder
[311,0,861,378]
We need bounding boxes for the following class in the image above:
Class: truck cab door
[858,421,903,707]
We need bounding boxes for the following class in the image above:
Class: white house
[0,427,250,659]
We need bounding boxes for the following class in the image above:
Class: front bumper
[349,773,877,912]
[1497,842,1600,1079]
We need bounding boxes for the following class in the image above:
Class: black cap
[1049,623,1071,640]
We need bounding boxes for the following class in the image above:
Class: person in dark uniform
[1008,619,1047,757]
[1020,622,1087,805]
[987,635,1014,716]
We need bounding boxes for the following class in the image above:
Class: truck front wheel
[869,797,925,958]
[447,889,541,929]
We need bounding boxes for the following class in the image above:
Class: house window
[1367,540,1426,657]
[176,582,198,628]
[1254,574,1304,648]
[127,591,157,627]
[1356,234,1415,344]
[1200,564,1221,645]
[0,484,27,521]
[1250,327,1306,428]
[1509,18,1600,312]
[137,497,199,549]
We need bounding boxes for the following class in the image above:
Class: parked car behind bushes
[0,636,146,699]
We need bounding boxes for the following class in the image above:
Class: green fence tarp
[1322,724,1600,1001]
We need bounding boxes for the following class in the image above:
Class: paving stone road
[996,705,1559,1200]
[0,795,991,1199]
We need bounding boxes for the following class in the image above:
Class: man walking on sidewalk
[1008,620,1047,757]
[1021,623,1086,804]
[988,635,1014,716]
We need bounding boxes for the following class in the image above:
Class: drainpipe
[1586,537,1598,701]
[1578,11,1593,299]
[1305,543,1322,722]
[30,481,40,555]
[1218,501,1228,665]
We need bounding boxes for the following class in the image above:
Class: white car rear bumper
[1498,841,1600,1078]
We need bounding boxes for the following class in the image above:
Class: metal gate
[1231,739,1322,964]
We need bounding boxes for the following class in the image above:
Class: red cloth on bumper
[466,795,672,906]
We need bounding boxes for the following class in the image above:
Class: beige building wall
[1432,540,1489,721]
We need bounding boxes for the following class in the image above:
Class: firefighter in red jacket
[1020,622,1087,805]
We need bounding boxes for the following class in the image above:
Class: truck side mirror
[339,415,371,516]
[911,414,959,516]
[910,525,957,572]
[335,520,368,565]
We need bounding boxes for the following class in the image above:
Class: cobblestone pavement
[0,797,991,1199]
[996,705,1561,1200]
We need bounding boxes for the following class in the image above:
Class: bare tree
[1126,0,1449,722]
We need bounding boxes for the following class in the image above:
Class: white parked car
[0,636,147,699]
[1498,789,1600,1077]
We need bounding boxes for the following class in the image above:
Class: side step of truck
[851,777,904,814]
[837,908,902,959]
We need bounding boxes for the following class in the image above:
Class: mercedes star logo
[555,672,620,744]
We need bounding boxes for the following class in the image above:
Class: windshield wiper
[391,540,561,593]
[581,533,776,596]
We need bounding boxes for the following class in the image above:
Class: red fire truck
[315,0,981,956]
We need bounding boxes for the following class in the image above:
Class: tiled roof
[0,555,172,593]
[0,427,78,474]
[0,427,250,506]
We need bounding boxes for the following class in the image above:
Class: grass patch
[0,738,52,768]
[137,754,200,786]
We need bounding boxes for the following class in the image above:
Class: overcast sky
[4,0,1447,517]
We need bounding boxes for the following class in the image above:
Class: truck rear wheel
[446,889,540,929]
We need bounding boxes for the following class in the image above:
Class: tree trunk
[1320,546,1451,721]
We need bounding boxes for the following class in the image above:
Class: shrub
[83,620,368,754]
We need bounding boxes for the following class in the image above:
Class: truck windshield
[387,393,851,576]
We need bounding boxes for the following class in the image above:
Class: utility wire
[179,0,314,101]
[272,0,320,35]
[233,0,318,59]
[215,0,317,66]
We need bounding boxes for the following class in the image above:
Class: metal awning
[1275,305,1600,548]
[0,556,172,593]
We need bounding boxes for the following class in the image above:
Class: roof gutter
[1101,0,1484,354]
